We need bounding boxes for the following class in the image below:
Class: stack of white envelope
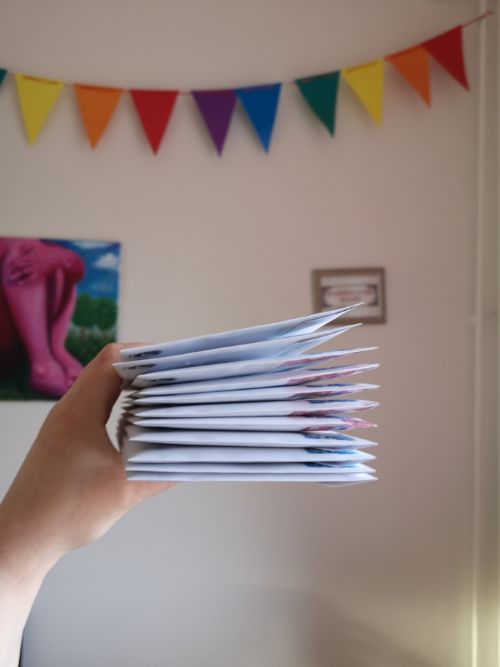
[114,303,379,485]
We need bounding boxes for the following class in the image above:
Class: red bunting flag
[423,26,469,90]
[130,90,178,154]
[74,84,123,148]
[386,46,431,106]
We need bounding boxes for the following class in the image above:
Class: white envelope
[126,471,376,483]
[121,441,375,463]
[125,462,375,474]
[133,362,379,396]
[131,382,379,405]
[130,399,379,419]
[119,304,362,362]
[128,413,375,431]
[114,325,359,381]
[124,424,377,448]
[130,349,378,388]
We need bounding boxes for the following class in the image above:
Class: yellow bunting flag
[342,60,384,125]
[15,74,64,144]
[74,84,123,148]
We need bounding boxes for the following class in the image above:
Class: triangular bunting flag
[0,69,7,86]
[423,26,469,90]
[386,46,431,106]
[15,74,64,144]
[130,89,178,154]
[295,71,340,135]
[192,89,237,155]
[74,84,123,148]
[235,83,281,151]
[342,60,384,125]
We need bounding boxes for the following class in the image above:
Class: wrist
[0,503,61,588]
[0,505,59,667]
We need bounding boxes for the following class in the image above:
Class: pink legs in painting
[48,267,85,384]
[0,238,85,397]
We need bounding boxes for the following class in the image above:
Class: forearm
[0,507,59,667]
[0,343,170,667]
[0,566,42,667]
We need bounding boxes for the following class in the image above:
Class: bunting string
[0,12,492,154]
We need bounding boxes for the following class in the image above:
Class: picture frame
[312,267,386,324]
[0,236,121,400]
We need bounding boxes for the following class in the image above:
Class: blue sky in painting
[44,239,121,302]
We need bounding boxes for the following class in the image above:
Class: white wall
[0,1,497,666]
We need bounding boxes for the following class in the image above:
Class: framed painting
[0,236,121,400]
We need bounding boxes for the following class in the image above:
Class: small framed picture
[312,267,386,324]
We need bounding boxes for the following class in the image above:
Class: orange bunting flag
[15,73,64,144]
[74,84,123,148]
[342,60,384,125]
[423,26,469,90]
[386,46,431,106]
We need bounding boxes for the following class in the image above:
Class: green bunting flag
[0,69,7,86]
[295,71,340,135]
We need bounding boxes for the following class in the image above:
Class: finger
[63,343,148,424]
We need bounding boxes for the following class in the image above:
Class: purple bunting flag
[236,83,282,152]
[192,89,237,155]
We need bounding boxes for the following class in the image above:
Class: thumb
[60,343,130,424]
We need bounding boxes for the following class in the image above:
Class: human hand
[0,343,172,571]
[0,344,172,667]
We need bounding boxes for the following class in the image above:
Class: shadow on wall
[27,577,435,667]
[217,584,433,667]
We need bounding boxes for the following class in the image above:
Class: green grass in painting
[65,329,116,367]
[0,328,116,400]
